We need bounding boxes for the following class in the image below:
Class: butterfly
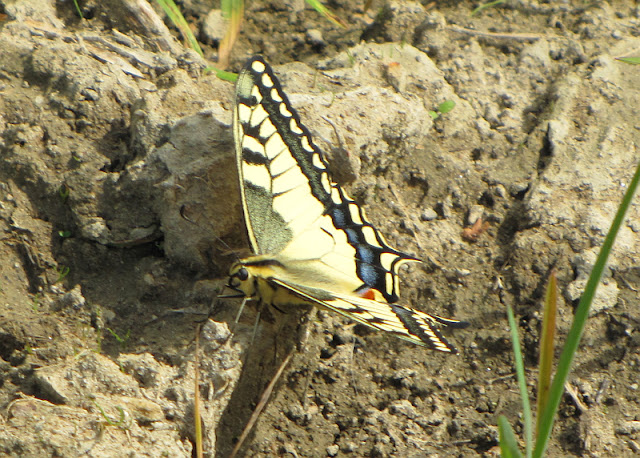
[226,56,468,353]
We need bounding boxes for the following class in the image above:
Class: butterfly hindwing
[269,278,466,353]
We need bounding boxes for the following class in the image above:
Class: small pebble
[306,29,325,47]
[326,445,339,457]
[420,208,438,221]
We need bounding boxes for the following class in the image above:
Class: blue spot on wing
[356,245,375,264]
[344,228,358,244]
[358,263,378,285]
[331,207,346,227]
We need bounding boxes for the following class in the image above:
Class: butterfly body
[228,56,468,353]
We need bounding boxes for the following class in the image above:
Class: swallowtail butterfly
[227,56,468,352]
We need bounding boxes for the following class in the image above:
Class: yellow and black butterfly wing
[269,278,467,353]
[234,56,417,303]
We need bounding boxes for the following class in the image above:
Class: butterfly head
[226,262,256,298]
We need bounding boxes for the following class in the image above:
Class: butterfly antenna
[214,234,242,263]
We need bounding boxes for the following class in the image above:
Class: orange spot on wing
[359,288,376,300]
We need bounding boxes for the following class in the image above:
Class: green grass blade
[533,158,640,457]
[155,0,203,57]
[615,56,640,65]
[498,415,523,458]
[505,303,533,458]
[471,0,506,16]
[204,66,238,82]
[306,0,347,28]
[536,269,557,436]
[72,0,84,19]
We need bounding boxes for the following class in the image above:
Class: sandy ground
[0,0,639,456]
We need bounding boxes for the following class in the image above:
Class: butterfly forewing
[234,56,419,302]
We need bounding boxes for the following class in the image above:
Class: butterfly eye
[236,267,249,281]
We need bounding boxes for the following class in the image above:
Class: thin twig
[229,350,294,458]
[448,25,543,42]
[194,324,203,458]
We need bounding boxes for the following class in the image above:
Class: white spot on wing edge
[301,136,315,153]
[279,102,293,118]
[261,73,274,88]
[348,203,363,225]
[290,119,303,135]
[251,60,266,73]
[362,225,382,248]
[271,88,283,102]
[311,152,325,169]
[320,173,332,194]
[330,187,343,205]
[385,272,394,296]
